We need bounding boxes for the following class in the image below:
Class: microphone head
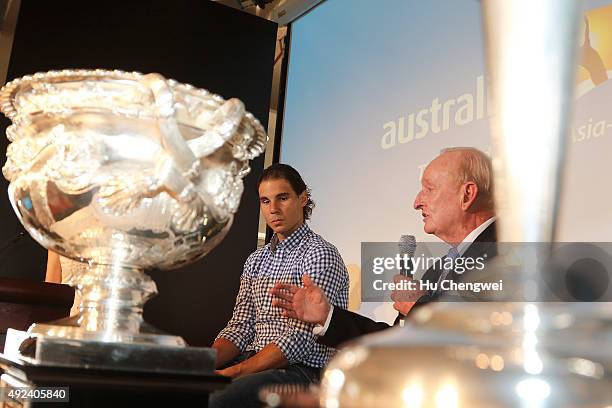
[399,234,417,257]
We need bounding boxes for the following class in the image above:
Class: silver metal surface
[322,303,612,407]
[0,69,266,352]
[482,0,581,243]
[318,1,612,407]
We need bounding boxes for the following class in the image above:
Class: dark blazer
[318,221,497,348]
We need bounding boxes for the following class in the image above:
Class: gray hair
[440,147,494,211]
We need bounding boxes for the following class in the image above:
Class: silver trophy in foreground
[0,69,266,372]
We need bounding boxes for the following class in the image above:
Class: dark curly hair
[258,163,315,221]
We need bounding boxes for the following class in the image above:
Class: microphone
[395,235,416,326]
[398,235,416,276]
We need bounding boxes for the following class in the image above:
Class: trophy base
[28,318,186,347]
[5,329,216,376]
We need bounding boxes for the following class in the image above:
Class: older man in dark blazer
[271,147,497,348]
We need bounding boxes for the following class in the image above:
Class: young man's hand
[270,275,330,325]
[215,363,243,379]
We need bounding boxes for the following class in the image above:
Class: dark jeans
[209,352,321,408]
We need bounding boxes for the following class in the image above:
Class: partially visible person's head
[413,147,495,243]
[258,164,314,240]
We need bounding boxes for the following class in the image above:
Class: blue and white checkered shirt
[216,223,349,368]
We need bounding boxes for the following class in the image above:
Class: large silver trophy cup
[0,69,266,372]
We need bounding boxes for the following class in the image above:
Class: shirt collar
[269,223,310,253]
[456,216,496,256]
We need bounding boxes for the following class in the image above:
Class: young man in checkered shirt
[209,164,349,408]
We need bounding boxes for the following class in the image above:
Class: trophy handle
[137,73,214,214]
[140,73,199,175]
[140,73,248,173]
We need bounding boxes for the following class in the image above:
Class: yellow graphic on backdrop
[578,6,612,86]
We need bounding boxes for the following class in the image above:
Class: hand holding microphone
[392,235,426,321]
